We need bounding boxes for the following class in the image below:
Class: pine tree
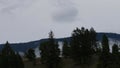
[99,34,110,68]
[16,52,24,68]
[0,41,24,68]
[102,34,109,54]
[39,31,60,68]
[26,48,36,65]
[90,27,97,53]
[70,27,97,64]
[111,44,120,68]
[62,39,70,58]
[112,44,119,55]
[71,27,82,63]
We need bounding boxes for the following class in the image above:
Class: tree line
[97,34,120,68]
[39,27,120,68]
[0,27,120,68]
[0,41,24,68]
[0,41,36,68]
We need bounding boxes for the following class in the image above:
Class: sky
[0,0,120,43]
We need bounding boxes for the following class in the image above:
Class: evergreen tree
[71,27,82,63]
[0,41,24,68]
[16,52,24,68]
[111,44,120,68]
[90,27,97,53]
[70,27,96,64]
[98,34,110,68]
[62,39,70,58]
[39,31,60,68]
[2,41,15,56]
[112,44,119,55]
[102,34,110,53]
[26,48,36,65]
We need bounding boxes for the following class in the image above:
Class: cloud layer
[0,0,120,43]
[52,0,78,22]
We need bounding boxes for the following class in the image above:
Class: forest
[0,27,120,68]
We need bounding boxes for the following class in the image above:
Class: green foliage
[62,39,70,58]
[25,48,36,65]
[90,27,97,51]
[112,44,119,55]
[70,27,96,64]
[101,34,109,54]
[16,52,25,68]
[98,34,110,68]
[26,48,36,61]
[39,31,60,68]
[111,44,120,68]
[70,27,82,63]
[98,43,120,68]
[1,41,15,56]
[97,35,120,68]
[0,41,24,68]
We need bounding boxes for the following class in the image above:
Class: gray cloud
[52,0,78,22]
[0,0,120,43]
[0,0,34,14]
[53,7,78,22]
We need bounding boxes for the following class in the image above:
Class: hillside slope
[0,32,120,56]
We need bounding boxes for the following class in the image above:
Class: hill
[0,32,120,55]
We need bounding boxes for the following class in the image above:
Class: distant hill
[97,33,120,41]
[0,32,120,53]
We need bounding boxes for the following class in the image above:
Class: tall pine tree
[0,41,24,68]
[102,34,110,54]
[98,34,110,68]
[70,27,96,64]
[71,27,82,63]
[39,31,60,68]
[62,39,70,58]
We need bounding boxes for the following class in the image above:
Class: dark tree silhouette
[26,48,36,65]
[39,31,60,68]
[102,34,110,54]
[112,44,119,54]
[111,44,120,68]
[98,34,110,68]
[71,27,82,63]
[0,41,24,68]
[16,52,24,68]
[90,27,97,53]
[70,27,97,64]
[62,39,70,58]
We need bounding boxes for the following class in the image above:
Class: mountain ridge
[0,32,120,53]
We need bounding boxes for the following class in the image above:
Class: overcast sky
[0,0,120,43]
